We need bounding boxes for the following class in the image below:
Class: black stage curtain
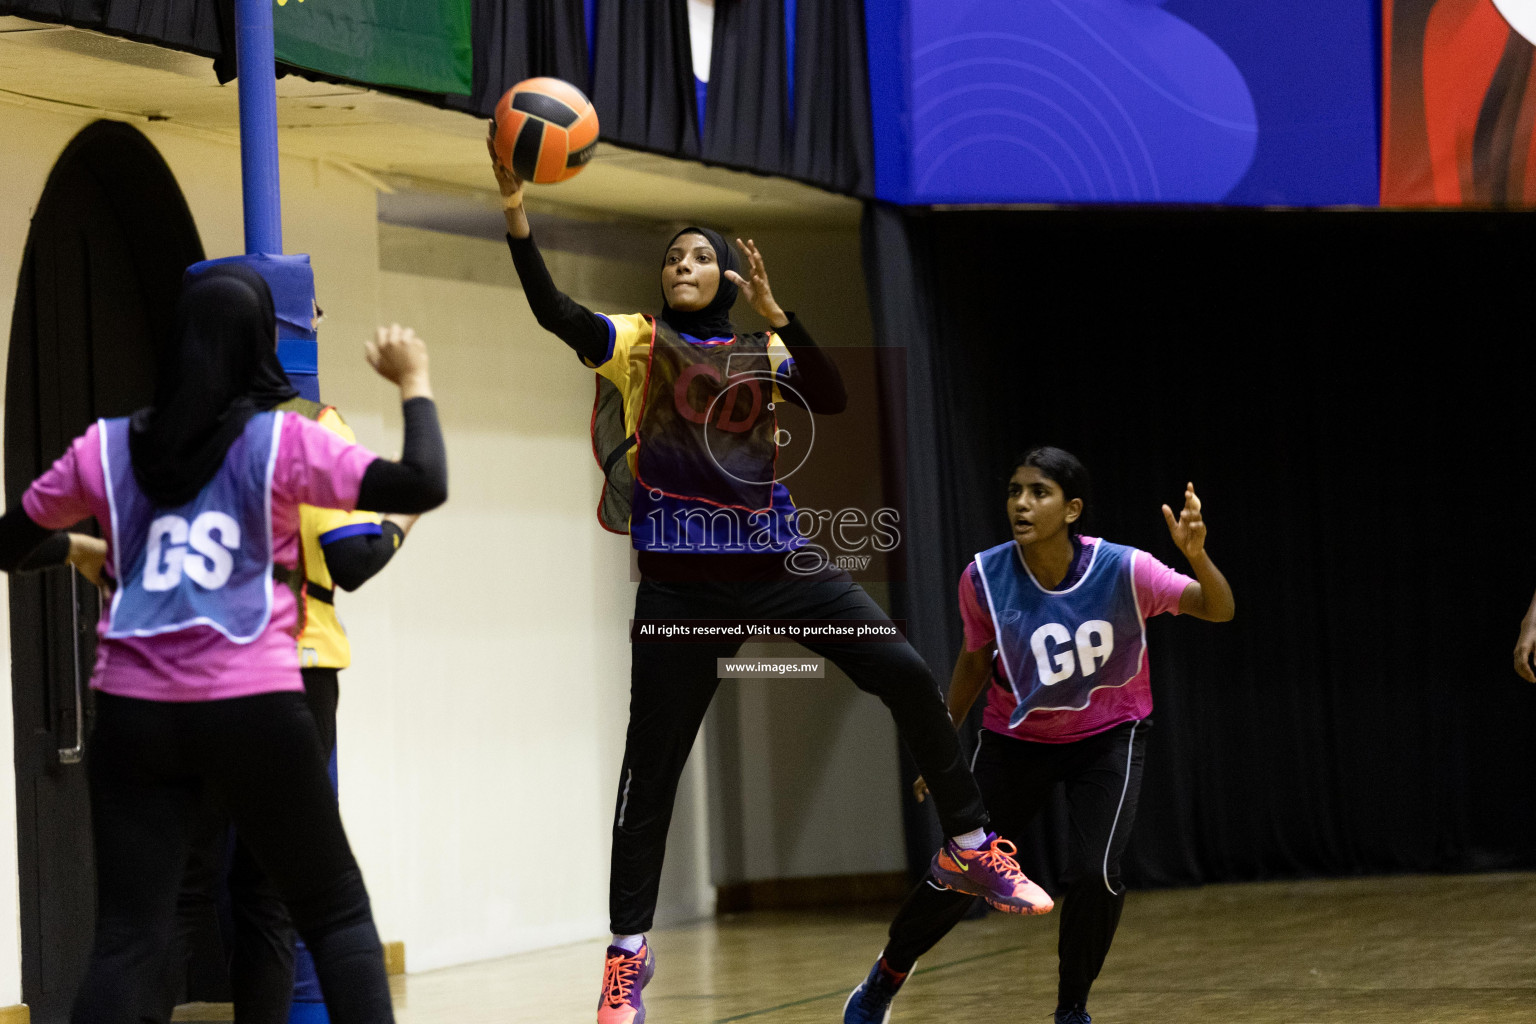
[787,0,873,196]
[445,0,588,121]
[865,204,1536,889]
[0,0,225,59]
[0,0,584,96]
[1,0,872,195]
[702,0,789,176]
[704,0,875,195]
[590,0,700,160]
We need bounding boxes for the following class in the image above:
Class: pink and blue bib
[100,412,282,644]
[974,538,1147,729]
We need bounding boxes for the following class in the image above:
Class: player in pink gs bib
[845,447,1235,1024]
[0,265,447,1023]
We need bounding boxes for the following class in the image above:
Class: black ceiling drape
[0,0,225,58]
[589,0,699,160]
[787,0,873,195]
[702,0,789,176]
[865,203,1536,889]
[445,0,587,120]
[702,0,875,196]
[1,0,872,196]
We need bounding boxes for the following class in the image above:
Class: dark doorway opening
[6,118,206,1022]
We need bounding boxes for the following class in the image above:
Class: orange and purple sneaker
[929,832,1054,915]
[597,941,655,1024]
[843,954,909,1024]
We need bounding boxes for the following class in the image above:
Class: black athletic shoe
[1054,1006,1091,1024]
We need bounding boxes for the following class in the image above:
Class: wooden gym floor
[180,871,1536,1023]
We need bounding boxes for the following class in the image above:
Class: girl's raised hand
[366,324,432,400]
[486,120,524,209]
[725,237,788,329]
[1161,482,1207,560]
[1514,622,1536,683]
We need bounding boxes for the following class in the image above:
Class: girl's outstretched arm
[489,127,610,364]
[355,325,449,514]
[1162,482,1235,622]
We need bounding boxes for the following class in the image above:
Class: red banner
[1382,0,1536,204]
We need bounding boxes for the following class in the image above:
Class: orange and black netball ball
[492,77,600,184]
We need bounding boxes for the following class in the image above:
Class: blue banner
[868,0,1379,206]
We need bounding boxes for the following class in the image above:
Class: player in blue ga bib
[974,537,1146,729]
[100,410,282,644]
[844,447,1235,1024]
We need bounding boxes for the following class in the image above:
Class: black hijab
[660,226,739,339]
[129,264,290,507]
[248,329,300,410]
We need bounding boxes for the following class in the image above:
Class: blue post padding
[235,0,283,254]
[186,254,320,391]
[278,341,319,377]
[288,372,321,403]
[188,253,314,345]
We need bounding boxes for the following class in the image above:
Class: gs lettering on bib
[974,539,1146,728]
[100,412,283,644]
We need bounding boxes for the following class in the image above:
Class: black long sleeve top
[505,232,847,414]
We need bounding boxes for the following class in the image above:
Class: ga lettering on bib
[100,412,282,644]
[974,539,1147,728]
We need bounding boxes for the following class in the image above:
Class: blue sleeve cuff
[596,314,617,365]
[319,522,384,546]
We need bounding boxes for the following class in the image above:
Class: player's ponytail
[1011,447,1091,536]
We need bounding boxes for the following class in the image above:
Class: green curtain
[274,0,472,95]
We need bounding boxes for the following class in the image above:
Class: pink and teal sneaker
[597,941,655,1024]
[929,832,1054,915]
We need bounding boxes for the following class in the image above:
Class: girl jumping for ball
[843,447,1235,1024]
[490,137,1049,1024]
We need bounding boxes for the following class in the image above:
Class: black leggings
[155,669,341,1023]
[882,720,1148,1010]
[77,690,391,1024]
[610,569,989,935]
